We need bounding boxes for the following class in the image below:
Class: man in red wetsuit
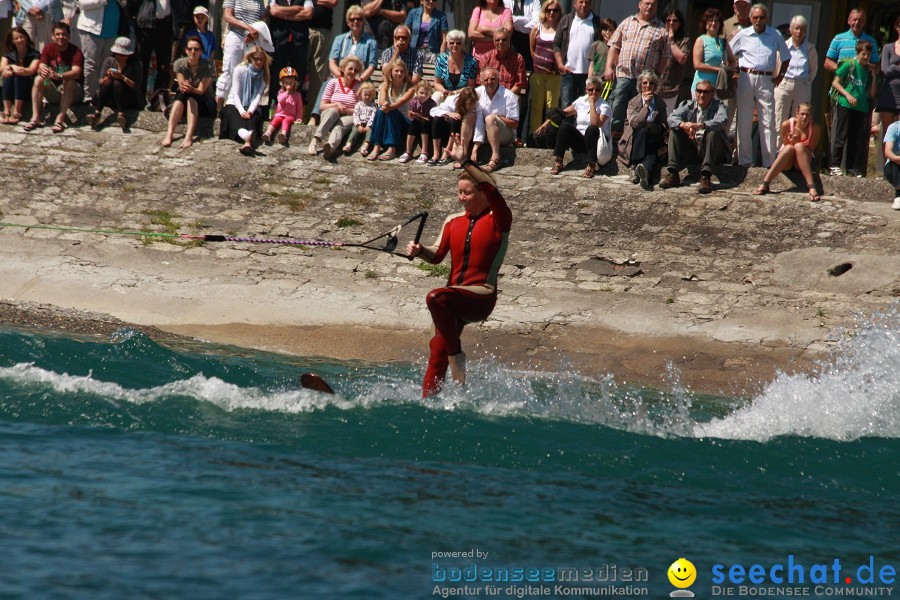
[407,133,513,397]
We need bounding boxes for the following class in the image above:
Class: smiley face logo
[668,558,696,588]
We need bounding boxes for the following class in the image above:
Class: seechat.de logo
[668,558,697,598]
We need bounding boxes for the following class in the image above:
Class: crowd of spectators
[1,0,899,207]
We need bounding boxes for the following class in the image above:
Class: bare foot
[161,136,172,147]
[180,137,193,149]
[448,352,466,385]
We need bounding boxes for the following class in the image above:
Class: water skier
[406,133,513,397]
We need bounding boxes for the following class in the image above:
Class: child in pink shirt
[262,67,304,145]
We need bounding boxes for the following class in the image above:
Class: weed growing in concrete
[337,217,363,228]
[417,263,450,278]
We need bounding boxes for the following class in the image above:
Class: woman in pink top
[753,103,822,202]
[467,0,512,64]
[262,67,304,145]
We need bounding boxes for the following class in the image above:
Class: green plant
[417,263,451,278]
[364,270,377,279]
[143,209,179,234]
[337,216,363,228]
[666,297,674,304]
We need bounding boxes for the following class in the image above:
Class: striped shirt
[321,77,360,110]
[826,30,880,65]
[224,0,265,38]
[608,14,670,79]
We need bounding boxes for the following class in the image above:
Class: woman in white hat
[86,36,143,131]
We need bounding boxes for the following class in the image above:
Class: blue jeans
[558,73,587,110]
[610,76,637,137]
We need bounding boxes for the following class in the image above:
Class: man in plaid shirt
[604,0,669,140]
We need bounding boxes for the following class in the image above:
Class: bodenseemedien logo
[669,558,697,598]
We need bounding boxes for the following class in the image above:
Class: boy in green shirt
[830,40,877,176]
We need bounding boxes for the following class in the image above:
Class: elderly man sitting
[659,79,730,194]
[471,66,519,173]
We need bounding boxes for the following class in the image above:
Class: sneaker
[416,153,429,165]
[659,170,680,189]
[698,174,712,194]
[307,139,318,155]
[322,142,333,159]
[630,168,640,184]
[893,197,900,210]
[829,166,844,176]
[398,152,412,163]
[846,168,862,178]
[636,164,649,190]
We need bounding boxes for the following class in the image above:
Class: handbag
[715,67,734,100]
[596,127,613,166]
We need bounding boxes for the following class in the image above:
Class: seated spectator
[0,27,40,124]
[24,21,83,133]
[179,6,218,63]
[380,25,424,84]
[539,74,610,178]
[753,103,821,201]
[432,29,478,100]
[830,40,876,177]
[401,79,436,162]
[618,70,667,190]
[344,81,378,155]
[162,35,216,148]
[219,44,270,156]
[309,55,363,158]
[406,0,448,62]
[660,79,730,194]
[367,58,415,160]
[471,66,518,172]
[86,36,142,132]
[429,85,478,164]
[528,0,562,134]
[884,118,900,210]
[468,0,511,64]
[261,66,303,145]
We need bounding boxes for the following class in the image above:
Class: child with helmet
[262,67,304,145]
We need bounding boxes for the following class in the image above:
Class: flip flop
[10,113,22,124]
[378,153,396,161]
[0,114,10,124]
[23,120,41,131]
[51,122,66,133]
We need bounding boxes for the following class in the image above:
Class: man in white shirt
[471,66,519,173]
[504,0,540,70]
[729,3,789,167]
[553,0,598,110]
[774,15,817,144]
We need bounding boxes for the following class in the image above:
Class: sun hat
[193,5,209,15]
[111,37,134,55]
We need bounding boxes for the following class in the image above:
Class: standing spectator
[304,0,338,123]
[774,15,817,145]
[552,0,599,110]
[1,27,40,124]
[618,70,667,189]
[753,102,821,201]
[219,44,270,155]
[21,0,61,51]
[406,0,448,62]
[0,0,12,54]
[479,28,525,92]
[471,65,517,172]
[309,55,362,156]
[657,8,688,116]
[528,0,560,133]
[660,79,730,194]
[729,4,789,168]
[24,21,82,132]
[215,0,266,107]
[604,0,669,141]
[432,29,477,100]
[162,34,215,148]
[268,0,313,98]
[691,9,733,97]
[505,0,539,71]
[831,40,876,178]
[75,0,118,104]
[380,24,423,83]
[467,0,511,65]
[135,0,173,101]
[876,17,900,146]
[883,118,900,209]
[178,7,217,62]
[86,36,141,131]
[722,0,750,41]
[541,74,609,178]
[362,0,410,51]
[586,18,616,81]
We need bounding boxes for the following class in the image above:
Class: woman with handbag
[538,75,610,178]
[691,9,735,98]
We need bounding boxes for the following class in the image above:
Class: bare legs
[162,98,199,148]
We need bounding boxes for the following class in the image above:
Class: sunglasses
[546,7,559,12]
[665,18,678,22]
[394,35,410,40]
[186,47,201,51]
[494,38,509,43]
[348,17,363,22]
[696,89,713,95]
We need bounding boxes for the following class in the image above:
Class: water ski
[300,373,334,394]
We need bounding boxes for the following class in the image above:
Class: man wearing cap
[216,0,266,105]
[180,6,218,63]
[729,3,789,168]
[269,0,314,101]
[74,0,120,102]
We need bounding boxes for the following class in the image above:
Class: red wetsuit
[421,182,512,397]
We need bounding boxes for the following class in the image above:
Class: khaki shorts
[43,80,85,105]
[489,115,515,145]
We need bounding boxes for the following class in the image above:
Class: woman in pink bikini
[753,103,822,202]
[467,0,512,64]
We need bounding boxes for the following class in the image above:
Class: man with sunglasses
[380,24,424,83]
[729,3,789,168]
[660,79,729,194]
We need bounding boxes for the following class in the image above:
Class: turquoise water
[0,311,898,599]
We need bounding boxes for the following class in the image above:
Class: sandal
[23,120,41,132]
[807,184,821,202]
[398,152,412,163]
[366,151,380,161]
[752,181,770,196]
[9,113,22,124]
[86,111,102,129]
[549,159,564,175]
[436,155,451,166]
[51,121,66,133]
[0,114,10,124]
[378,152,396,161]
[359,143,371,157]
[482,158,501,173]
[582,163,596,179]
[416,153,429,165]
